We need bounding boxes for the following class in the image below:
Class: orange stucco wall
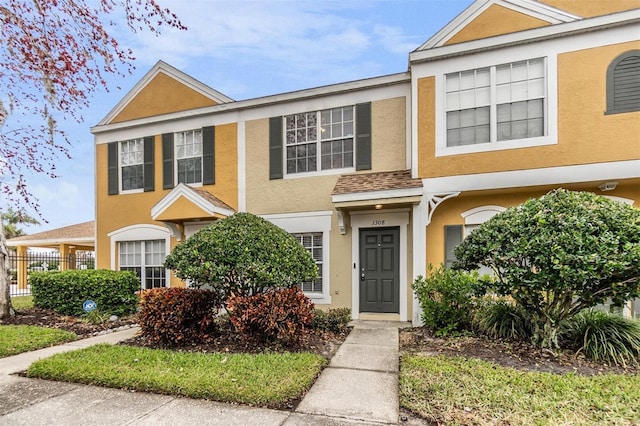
[95,123,238,277]
[444,4,550,46]
[110,73,218,124]
[425,181,640,268]
[417,41,640,179]
[538,0,640,18]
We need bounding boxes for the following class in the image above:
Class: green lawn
[27,344,327,406]
[0,325,76,357]
[11,295,34,310]
[400,354,640,425]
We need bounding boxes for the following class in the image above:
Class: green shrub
[453,189,640,349]
[30,269,139,316]
[561,310,640,367]
[413,264,482,336]
[138,288,224,346]
[164,212,318,300]
[227,287,315,346]
[473,300,532,340]
[311,307,351,332]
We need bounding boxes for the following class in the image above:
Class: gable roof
[97,60,234,126]
[151,183,235,223]
[415,0,580,51]
[6,221,95,248]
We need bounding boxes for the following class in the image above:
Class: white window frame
[261,211,333,304]
[291,232,324,294]
[283,106,356,177]
[119,138,145,194]
[119,239,167,290]
[175,129,203,186]
[435,53,557,157]
[108,224,171,288]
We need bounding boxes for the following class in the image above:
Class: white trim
[422,160,640,194]
[411,9,640,64]
[285,166,356,180]
[237,121,247,212]
[92,81,410,144]
[151,183,235,220]
[107,224,171,274]
[98,61,233,126]
[92,73,410,137]
[261,211,333,304]
[350,210,409,321]
[425,192,461,225]
[416,0,580,51]
[6,237,94,247]
[412,199,427,326]
[331,187,423,203]
[461,205,506,224]
[435,55,556,157]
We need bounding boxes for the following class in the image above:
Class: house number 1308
[372,219,386,226]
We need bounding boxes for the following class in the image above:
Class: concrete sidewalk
[1,321,407,425]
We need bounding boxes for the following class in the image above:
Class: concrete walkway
[0,321,407,425]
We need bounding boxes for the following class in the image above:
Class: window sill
[284,167,355,180]
[118,188,144,195]
[305,293,331,305]
[435,135,556,157]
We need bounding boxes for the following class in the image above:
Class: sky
[14,0,473,235]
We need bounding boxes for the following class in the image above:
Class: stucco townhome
[91,0,640,324]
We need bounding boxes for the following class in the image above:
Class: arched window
[606,50,640,114]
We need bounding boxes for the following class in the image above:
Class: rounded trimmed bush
[138,287,224,346]
[226,287,315,346]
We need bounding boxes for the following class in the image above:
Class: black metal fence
[7,251,95,297]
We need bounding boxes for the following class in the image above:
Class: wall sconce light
[598,182,618,192]
[375,204,383,210]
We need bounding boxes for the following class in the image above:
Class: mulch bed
[1,308,349,359]
[1,308,139,337]
[400,326,639,376]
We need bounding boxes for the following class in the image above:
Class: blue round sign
[83,300,97,313]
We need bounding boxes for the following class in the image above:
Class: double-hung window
[292,232,323,294]
[119,240,166,289]
[285,106,354,174]
[108,136,153,195]
[175,129,203,184]
[120,139,144,191]
[446,58,546,148]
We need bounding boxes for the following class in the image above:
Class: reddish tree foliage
[0,0,186,318]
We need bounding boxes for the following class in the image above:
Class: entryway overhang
[151,183,235,241]
[331,170,423,234]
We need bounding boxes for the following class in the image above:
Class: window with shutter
[606,50,640,114]
[272,103,371,177]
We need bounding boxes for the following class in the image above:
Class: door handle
[361,272,365,281]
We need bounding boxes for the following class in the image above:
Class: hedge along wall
[30,269,140,316]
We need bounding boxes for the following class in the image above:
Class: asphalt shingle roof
[332,170,423,195]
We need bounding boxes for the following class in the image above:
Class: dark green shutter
[444,225,463,268]
[143,136,155,192]
[162,133,174,189]
[269,116,283,180]
[202,126,215,185]
[107,142,118,195]
[355,102,372,170]
[606,50,640,114]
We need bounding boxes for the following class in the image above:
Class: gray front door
[359,227,400,313]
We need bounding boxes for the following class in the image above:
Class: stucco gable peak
[151,183,235,221]
[415,0,581,51]
[96,60,234,126]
